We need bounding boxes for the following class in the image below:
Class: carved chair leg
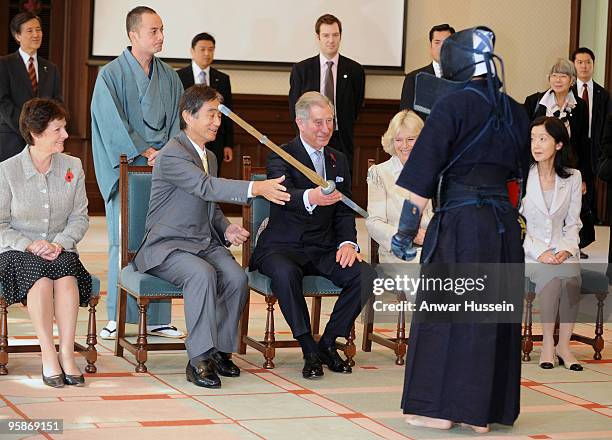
[593,293,606,360]
[361,293,374,352]
[0,298,8,375]
[135,298,149,373]
[522,292,535,361]
[115,287,128,358]
[263,295,276,369]
[237,295,250,355]
[344,324,356,367]
[84,297,99,373]
[395,302,407,365]
[310,297,322,337]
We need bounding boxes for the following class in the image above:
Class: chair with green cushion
[0,273,101,375]
[238,156,356,369]
[115,155,184,373]
[522,269,608,361]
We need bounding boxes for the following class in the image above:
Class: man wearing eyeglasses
[133,85,289,388]
[91,6,184,341]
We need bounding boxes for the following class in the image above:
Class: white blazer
[366,156,433,264]
[520,165,582,263]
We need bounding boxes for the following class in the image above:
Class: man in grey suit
[133,85,289,388]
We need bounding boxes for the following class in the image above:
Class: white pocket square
[335,176,344,183]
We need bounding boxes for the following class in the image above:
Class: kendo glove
[391,199,421,261]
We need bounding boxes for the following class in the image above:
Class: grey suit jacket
[133,131,250,273]
[0,147,88,253]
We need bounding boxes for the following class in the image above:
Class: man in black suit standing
[0,12,62,162]
[572,47,612,223]
[399,23,455,119]
[251,91,376,380]
[289,14,365,173]
[177,33,233,171]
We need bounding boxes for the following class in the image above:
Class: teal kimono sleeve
[91,71,148,202]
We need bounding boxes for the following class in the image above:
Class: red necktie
[28,57,38,96]
[581,83,589,109]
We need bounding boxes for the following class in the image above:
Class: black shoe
[579,251,589,259]
[539,362,554,370]
[42,370,65,388]
[302,353,324,379]
[186,360,222,388]
[63,369,85,386]
[557,355,583,371]
[318,345,352,374]
[210,351,240,377]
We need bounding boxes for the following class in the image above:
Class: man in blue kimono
[91,6,184,339]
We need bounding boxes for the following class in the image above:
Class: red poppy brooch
[330,152,337,168]
[65,168,74,183]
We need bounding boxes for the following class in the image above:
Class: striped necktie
[28,57,38,96]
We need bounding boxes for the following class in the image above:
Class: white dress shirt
[300,137,357,251]
[191,62,210,86]
[576,78,593,137]
[186,135,253,196]
[432,60,442,78]
[18,47,38,81]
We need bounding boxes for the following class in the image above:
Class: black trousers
[257,249,375,341]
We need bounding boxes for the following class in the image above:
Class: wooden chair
[238,156,356,369]
[0,273,100,375]
[361,159,408,365]
[522,269,608,361]
[115,155,184,372]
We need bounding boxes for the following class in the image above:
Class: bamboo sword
[218,104,368,218]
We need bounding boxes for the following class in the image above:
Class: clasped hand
[225,223,250,246]
[537,249,571,265]
[26,240,62,261]
[142,147,159,166]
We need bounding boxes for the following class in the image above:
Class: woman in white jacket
[521,116,583,371]
[366,110,433,263]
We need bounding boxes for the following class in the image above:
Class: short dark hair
[530,116,573,178]
[10,12,41,38]
[191,32,215,49]
[429,23,455,42]
[179,85,223,130]
[315,14,342,35]
[19,99,68,145]
[571,47,595,63]
[126,6,157,37]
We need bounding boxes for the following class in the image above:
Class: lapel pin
[343,74,348,78]
[43,66,48,72]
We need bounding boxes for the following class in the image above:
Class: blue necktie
[313,150,325,178]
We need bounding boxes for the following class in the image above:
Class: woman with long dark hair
[522,116,583,371]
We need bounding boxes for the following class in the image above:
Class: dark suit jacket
[288,55,365,167]
[251,136,357,274]
[524,91,591,181]
[177,65,234,164]
[133,130,249,273]
[399,63,435,120]
[572,82,612,173]
[0,51,62,161]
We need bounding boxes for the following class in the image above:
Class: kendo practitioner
[391,27,530,433]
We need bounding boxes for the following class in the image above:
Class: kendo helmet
[440,26,496,81]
